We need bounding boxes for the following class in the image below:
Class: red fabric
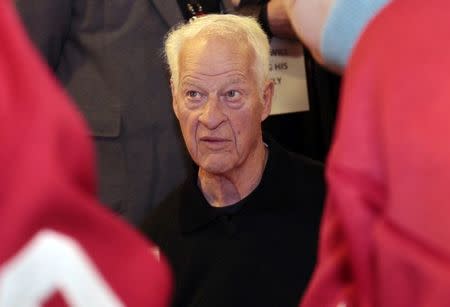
[43,292,69,307]
[301,0,450,306]
[0,1,171,306]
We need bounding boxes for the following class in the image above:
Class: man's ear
[261,80,274,122]
[170,79,180,119]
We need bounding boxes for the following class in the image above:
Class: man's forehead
[179,37,254,72]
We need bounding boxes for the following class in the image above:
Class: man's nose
[198,98,227,129]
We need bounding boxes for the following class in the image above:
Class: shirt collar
[179,136,290,233]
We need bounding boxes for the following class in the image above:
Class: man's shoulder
[288,151,325,184]
[267,142,326,207]
[270,140,324,182]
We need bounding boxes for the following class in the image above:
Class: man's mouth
[199,136,231,149]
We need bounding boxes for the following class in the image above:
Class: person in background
[14,0,191,225]
[284,0,389,72]
[299,0,450,306]
[0,2,171,306]
[141,14,325,307]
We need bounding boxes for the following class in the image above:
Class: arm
[266,0,297,39]
[283,0,334,67]
[284,0,390,72]
[14,0,72,70]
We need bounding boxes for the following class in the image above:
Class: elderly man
[141,14,324,307]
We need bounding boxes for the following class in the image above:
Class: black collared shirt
[141,138,325,307]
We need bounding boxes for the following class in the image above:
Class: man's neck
[198,142,268,207]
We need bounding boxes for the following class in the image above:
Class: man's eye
[186,91,201,99]
[225,90,241,100]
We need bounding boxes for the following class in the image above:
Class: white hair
[164,14,270,89]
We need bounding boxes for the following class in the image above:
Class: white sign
[269,38,309,115]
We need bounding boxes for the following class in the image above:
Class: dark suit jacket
[15,0,189,224]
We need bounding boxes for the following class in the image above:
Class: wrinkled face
[172,36,272,175]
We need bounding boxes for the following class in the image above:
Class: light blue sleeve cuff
[320,0,390,70]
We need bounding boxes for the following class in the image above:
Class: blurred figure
[14,0,191,224]
[141,14,325,307]
[284,0,389,72]
[300,0,450,306]
[0,2,171,306]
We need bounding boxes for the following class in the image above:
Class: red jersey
[0,1,171,306]
[301,0,450,306]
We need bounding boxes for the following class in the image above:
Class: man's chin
[198,158,233,175]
